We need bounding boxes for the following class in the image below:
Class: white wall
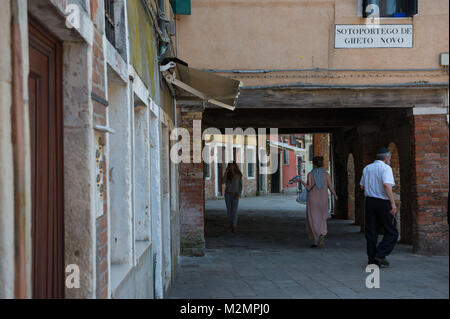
[150,113,163,299]
[134,106,151,242]
[109,82,133,266]
[161,124,172,294]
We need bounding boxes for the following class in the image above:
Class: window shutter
[170,0,191,15]
[290,135,296,145]
[407,0,418,16]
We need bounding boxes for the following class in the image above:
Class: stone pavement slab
[168,195,449,299]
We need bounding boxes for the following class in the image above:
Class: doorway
[270,153,281,193]
[28,17,64,299]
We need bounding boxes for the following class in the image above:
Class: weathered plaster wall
[176,0,449,87]
[161,124,172,294]
[134,106,151,242]
[112,245,153,298]
[334,0,449,69]
[127,0,157,97]
[150,112,163,298]
[63,42,97,298]
[109,82,133,265]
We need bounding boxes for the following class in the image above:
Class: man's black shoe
[375,257,390,268]
[368,260,380,266]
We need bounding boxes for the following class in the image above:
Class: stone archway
[347,153,356,222]
[388,142,401,242]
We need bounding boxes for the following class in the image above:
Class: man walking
[360,147,398,267]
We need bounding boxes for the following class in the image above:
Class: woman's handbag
[296,180,316,204]
[296,188,308,204]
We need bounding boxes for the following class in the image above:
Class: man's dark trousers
[365,197,399,263]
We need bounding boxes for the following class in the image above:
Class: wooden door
[28,17,64,299]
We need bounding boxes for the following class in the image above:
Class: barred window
[105,0,116,47]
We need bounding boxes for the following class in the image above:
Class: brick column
[179,111,205,256]
[313,133,330,170]
[410,114,449,255]
[355,126,379,232]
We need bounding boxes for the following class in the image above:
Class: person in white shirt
[360,147,398,267]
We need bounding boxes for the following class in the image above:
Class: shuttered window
[170,0,192,15]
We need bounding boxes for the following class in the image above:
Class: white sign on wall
[335,24,413,49]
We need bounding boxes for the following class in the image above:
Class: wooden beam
[202,88,446,109]
[202,108,389,129]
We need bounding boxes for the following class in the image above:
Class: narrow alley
[169,195,449,299]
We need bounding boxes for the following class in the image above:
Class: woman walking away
[299,157,338,248]
[224,162,243,233]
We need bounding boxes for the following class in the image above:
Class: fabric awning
[269,140,306,154]
[161,61,241,111]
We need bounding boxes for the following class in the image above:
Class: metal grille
[105,0,116,47]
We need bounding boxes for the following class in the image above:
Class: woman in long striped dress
[299,157,338,248]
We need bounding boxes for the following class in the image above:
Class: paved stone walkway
[168,195,449,299]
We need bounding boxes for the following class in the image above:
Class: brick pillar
[410,114,449,255]
[179,111,205,256]
[332,129,348,219]
[313,133,330,170]
[355,127,379,232]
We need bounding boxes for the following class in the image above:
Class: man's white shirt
[360,160,395,200]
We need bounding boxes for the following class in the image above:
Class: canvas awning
[160,60,241,111]
[269,140,306,154]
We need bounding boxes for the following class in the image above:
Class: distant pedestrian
[296,157,338,248]
[224,162,243,233]
[360,147,398,268]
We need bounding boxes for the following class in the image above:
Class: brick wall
[204,166,215,200]
[335,108,448,255]
[410,114,449,255]
[313,133,330,170]
[91,11,109,297]
[96,214,108,298]
[179,111,205,256]
[347,153,356,221]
